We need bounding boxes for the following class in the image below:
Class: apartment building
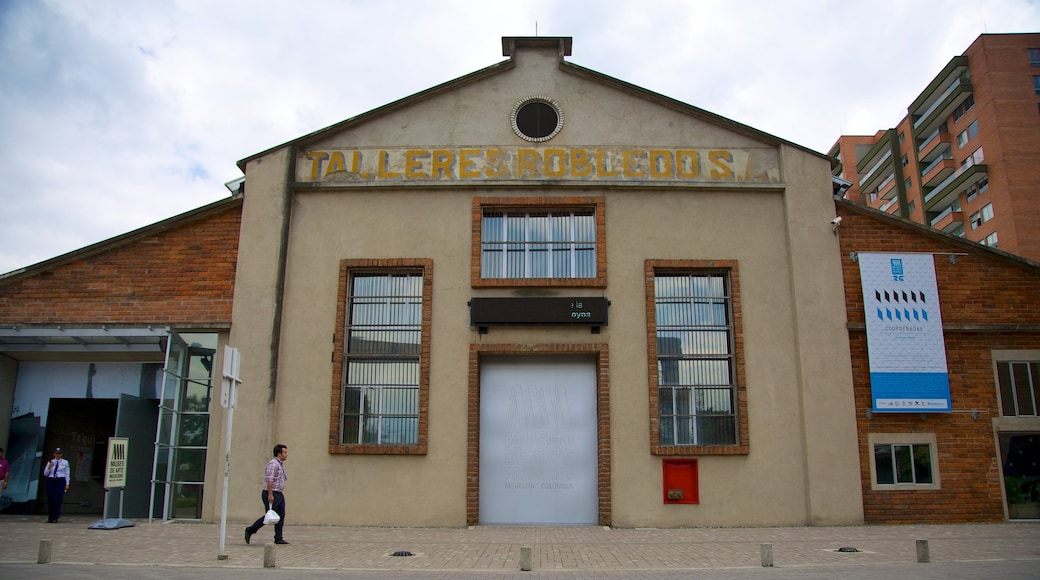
[831,33,1040,262]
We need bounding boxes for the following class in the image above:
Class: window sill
[328,444,427,455]
[652,444,749,456]
[472,276,607,288]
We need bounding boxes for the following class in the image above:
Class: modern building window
[981,203,994,223]
[1033,75,1040,95]
[647,261,748,455]
[473,197,606,287]
[957,120,980,148]
[985,232,999,247]
[907,200,916,214]
[997,360,1039,416]
[1030,48,1040,67]
[971,211,982,230]
[965,177,988,202]
[972,146,985,165]
[901,154,909,167]
[331,259,432,454]
[952,94,975,121]
[869,433,940,490]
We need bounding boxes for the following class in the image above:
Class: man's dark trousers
[246,490,285,541]
[45,478,66,521]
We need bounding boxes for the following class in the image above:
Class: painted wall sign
[470,297,608,326]
[858,253,951,413]
[299,147,780,184]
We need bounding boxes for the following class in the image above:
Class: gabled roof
[835,197,1040,271]
[237,36,829,171]
[0,195,243,284]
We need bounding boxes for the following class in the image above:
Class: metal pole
[218,382,236,557]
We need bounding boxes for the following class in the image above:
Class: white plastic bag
[263,504,280,524]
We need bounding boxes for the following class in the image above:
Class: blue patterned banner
[858,253,951,412]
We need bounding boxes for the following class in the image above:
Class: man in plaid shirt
[244,443,289,545]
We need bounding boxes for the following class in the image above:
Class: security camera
[830,216,843,226]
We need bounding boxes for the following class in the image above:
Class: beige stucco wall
[223,39,863,528]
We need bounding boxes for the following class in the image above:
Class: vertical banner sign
[858,253,951,412]
[104,437,129,489]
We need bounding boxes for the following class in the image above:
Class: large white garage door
[479,355,598,525]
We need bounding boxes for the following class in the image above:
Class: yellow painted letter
[676,150,699,179]
[306,151,328,180]
[405,150,429,179]
[649,150,673,179]
[709,150,734,180]
[544,149,566,177]
[431,150,456,179]
[570,149,592,177]
[377,150,400,179]
[596,149,618,178]
[517,149,540,178]
[623,149,646,178]
[459,149,482,179]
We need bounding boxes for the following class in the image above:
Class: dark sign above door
[469,297,609,326]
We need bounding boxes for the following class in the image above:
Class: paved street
[0,515,1037,579]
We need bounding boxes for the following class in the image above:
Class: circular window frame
[510,96,564,142]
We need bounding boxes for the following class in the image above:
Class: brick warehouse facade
[0,198,241,326]
[835,198,1040,524]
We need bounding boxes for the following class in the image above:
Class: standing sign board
[89,437,135,529]
[104,437,129,489]
[858,253,951,412]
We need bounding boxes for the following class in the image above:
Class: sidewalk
[0,515,1038,572]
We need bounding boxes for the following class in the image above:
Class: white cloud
[1,0,1038,273]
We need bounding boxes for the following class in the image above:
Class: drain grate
[391,550,415,557]
[836,546,860,553]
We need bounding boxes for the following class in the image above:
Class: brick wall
[0,202,241,326]
[837,202,1040,523]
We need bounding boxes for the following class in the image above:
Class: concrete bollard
[520,546,532,571]
[761,543,773,567]
[37,539,52,564]
[264,543,276,568]
[916,539,930,563]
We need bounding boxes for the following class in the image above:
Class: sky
[1,0,1039,274]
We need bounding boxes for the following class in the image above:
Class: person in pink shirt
[0,447,9,493]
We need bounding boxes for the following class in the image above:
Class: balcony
[923,163,988,214]
[917,126,951,163]
[921,156,956,187]
[929,206,964,233]
[878,173,898,200]
[910,56,972,138]
[857,142,894,194]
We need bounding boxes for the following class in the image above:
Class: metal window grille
[481,209,596,278]
[654,271,737,446]
[342,271,423,445]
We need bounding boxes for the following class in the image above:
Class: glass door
[1001,433,1040,519]
[150,330,216,521]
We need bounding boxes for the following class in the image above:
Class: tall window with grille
[652,270,738,447]
[340,269,425,447]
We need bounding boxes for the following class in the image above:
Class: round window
[511,96,563,142]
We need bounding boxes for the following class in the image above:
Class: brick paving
[0,515,1037,572]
